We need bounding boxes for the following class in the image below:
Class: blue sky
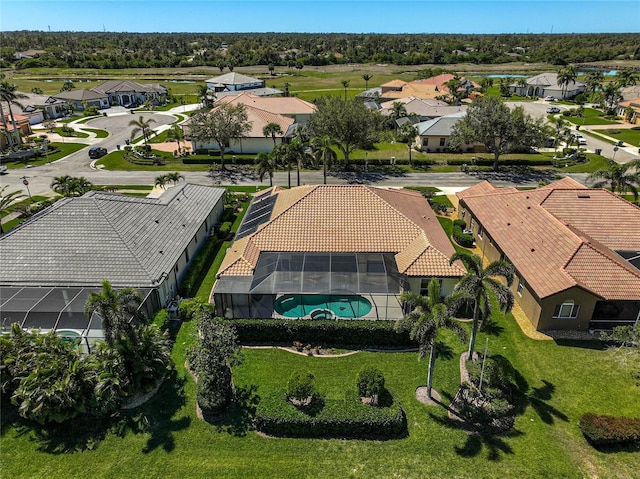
[2,1,639,34]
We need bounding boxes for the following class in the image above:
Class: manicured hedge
[217,221,232,239]
[579,413,640,446]
[452,222,474,248]
[224,318,412,348]
[446,158,554,166]
[178,237,222,297]
[254,389,406,439]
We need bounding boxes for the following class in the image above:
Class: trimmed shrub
[453,219,467,229]
[254,389,406,439]
[357,367,385,402]
[446,157,554,167]
[224,318,412,348]
[178,236,222,297]
[579,413,640,446]
[286,370,316,403]
[453,224,474,248]
[217,221,232,239]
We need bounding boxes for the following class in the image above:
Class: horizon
[1,1,639,35]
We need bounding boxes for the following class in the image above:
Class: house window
[439,138,446,147]
[185,249,190,263]
[517,281,524,296]
[553,301,579,319]
[477,225,483,239]
[422,138,429,147]
[420,278,442,296]
[470,218,476,230]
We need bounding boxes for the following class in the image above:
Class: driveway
[508,100,639,164]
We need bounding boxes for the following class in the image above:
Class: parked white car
[545,96,555,101]
[546,106,561,114]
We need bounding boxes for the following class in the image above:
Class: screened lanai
[0,286,156,352]
[214,252,406,320]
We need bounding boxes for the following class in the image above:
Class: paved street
[1,102,636,200]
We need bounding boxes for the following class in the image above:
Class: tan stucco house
[456,177,640,331]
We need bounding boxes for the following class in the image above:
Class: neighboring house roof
[618,98,640,111]
[0,184,225,289]
[218,185,464,279]
[521,73,585,89]
[415,111,466,136]
[215,91,315,116]
[92,80,166,95]
[413,73,480,91]
[52,89,107,101]
[620,85,640,101]
[214,87,283,98]
[457,178,640,300]
[356,87,382,99]
[205,72,262,85]
[380,80,440,100]
[380,97,463,118]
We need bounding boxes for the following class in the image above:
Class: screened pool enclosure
[214,252,406,320]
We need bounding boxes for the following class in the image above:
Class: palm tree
[341,80,350,100]
[196,84,211,108]
[390,101,407,129]
[480,77,494,94]
[155,174,168,190]
[585,71,605,94]
[287,137,306,187]
[615,70,639,88]
[262,122,283,147]
[587,159,640,201]
[166,126,185,153]
[0,79,28,146]
[128,115,156,145]
[362,74,373,90]
[165,171,184,186]
[84,280,143,348]
[309,135,337,184]
[271,143,289,187]
[395,279,467,399]
[449,252,515,360]
[283,82,291,97]
[70,176,93,196]
[550,116,570,154]
[557,66,577,99]
[255,152,276,187]
[601,83,623,112]
[51,175,75,197]
[0,186,26,234]
[515,78,527,96]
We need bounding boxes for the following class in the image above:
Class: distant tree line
[1,32,639,70]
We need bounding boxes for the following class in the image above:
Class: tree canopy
[188,103,251,169]
[307,96,382,164]
[449,96,547,171]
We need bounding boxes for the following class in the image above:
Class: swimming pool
[274,294,372,319]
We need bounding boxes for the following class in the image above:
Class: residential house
[0,184,226,344]
[379,80,440,101]
[51,89,110,111]
[414,111,476,152]
[618,98,640,125]
[92,80,167,107]
[456,177,640,331]
[510,73,586,99]
[413,73,480,96]
[205,72,266,93]
[215,91,316,124]
[214,185,465,319]
[0,112,33,149]
[380,97,466,124]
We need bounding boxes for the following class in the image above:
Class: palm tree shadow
[210,384,260,437]
[435,341,455,361]
[481,319,504,337]
[512,371,568,425]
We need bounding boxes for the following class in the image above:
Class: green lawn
[53,127,89,138]
[2,303,638,478]
[563,108,619,126]
[593,128,640,147]
[82,128,110,139]
[2,143,86,169]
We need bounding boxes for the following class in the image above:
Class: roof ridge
[396,233,429,274]
[366,187,426,235]
[92,197,155,281]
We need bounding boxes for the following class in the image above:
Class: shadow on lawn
[429,361,568,461]
[12,369,189,454]
[208,384,260,437]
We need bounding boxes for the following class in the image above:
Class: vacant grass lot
[563,108,619,126]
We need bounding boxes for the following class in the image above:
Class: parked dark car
[88,146,107,159]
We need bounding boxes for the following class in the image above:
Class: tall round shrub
[357,367,385,404]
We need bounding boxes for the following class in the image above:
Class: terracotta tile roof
[217,91,315,115]
[456,180,517,200]
[460,179,640,300]
[218,185,463,279]
[540,189,640,250]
